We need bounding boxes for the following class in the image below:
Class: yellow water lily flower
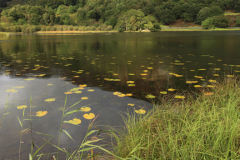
[68,118,81,125]
[128,103,134,106]
[128,73,135,75]
[79,84,87,87]
[44,98,55,102]
[83,113,95,120]
[81,97,88,100]
[135,109,146,114]
[168,88,175,91]
[126,93,132,96]
[194,85,202,88]
[209,79,216,83]
[81,107,91,112]
[47,84,53,86]
[226,75,234,78]
[17,105,27,109]
[36,111,48,117]
[207,85,215,88]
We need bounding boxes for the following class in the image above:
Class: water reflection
[0,32,240,159]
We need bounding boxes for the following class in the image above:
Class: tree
[202,17,214,29]
[195,7,211,24]
[159,9,176,25]
[213,15,230,28]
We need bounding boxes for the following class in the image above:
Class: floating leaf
[64,91,73,94]
[168,88,175,91]
[83,113,95,120]
[13,86,25,89]
[67,118,81,125]
[81,97,88,100]
[204,92,214,96]
[146,95,155,98]
[6,89,18,92]
[87,89,94,92]
[128,103,134,106]
[160,91,167,94]
[44,98,55,102]
[174,95,185,99]
[113,92,121,95]
[118,94,125,97]
[69,88,79,92]
[194,85,202,88]
[17,105,27,109]
[81,107,91,112]
[135,109,146,114]
[74,91,82,94]
[207,85,215,88]
[36,111,48,117]
[209,79,216,83]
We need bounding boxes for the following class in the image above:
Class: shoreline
[0,27,240,35]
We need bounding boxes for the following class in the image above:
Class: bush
[106,25,113,31]
[202,17,215,29]
[236,17,240,27]
[68,25,73,30]
[73,26,78,31]
[78,26,86,31]
[46,26,51,31]
[89,26,96,31]
[41,25,46,31]
[159,9,176,25]
[213,15,230,28]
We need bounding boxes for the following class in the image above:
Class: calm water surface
[0,32,240,159]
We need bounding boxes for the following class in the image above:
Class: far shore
[0,27,240,35]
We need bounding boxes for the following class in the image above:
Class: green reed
[108,78,240,159]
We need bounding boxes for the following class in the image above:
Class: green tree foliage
[234,1,240,13]
[213,15,230,28]
[236,17,240,26]
[159,9,176,25]
[202,17,215,29]
[195,6,223,24]
[56,4,67,14]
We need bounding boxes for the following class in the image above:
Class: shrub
[78,26,86,31]
[41,25,46,31]
[236,17,240,27]
[202,17,215,29]
[46,26,51,31]
[68,25,73,31]
[106,25,113,31]
[73,26,78,31]
[159,9,176,25]
[89,26,96,31]
[213,15,230,28]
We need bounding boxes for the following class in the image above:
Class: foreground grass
[109,79,240,159]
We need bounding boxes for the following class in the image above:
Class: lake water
[0,32,240,159]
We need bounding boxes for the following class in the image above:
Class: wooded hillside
[0,0,240,32]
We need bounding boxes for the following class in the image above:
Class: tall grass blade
[17,116,22,127]
[62,130,74,142]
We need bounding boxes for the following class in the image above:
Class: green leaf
[65,100,83,112]
[37,154,43,160]
[29,153,32,160]
[33,138,52,156]
[63,108,83,117]
[43,139,72,156]
[17,116,22,127]
[34,131,53,137]
[62,130,74,142]
[3,112,11,116]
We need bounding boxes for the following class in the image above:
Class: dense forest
[0,0,240,32]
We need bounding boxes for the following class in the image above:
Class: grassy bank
[108,78,240,159]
